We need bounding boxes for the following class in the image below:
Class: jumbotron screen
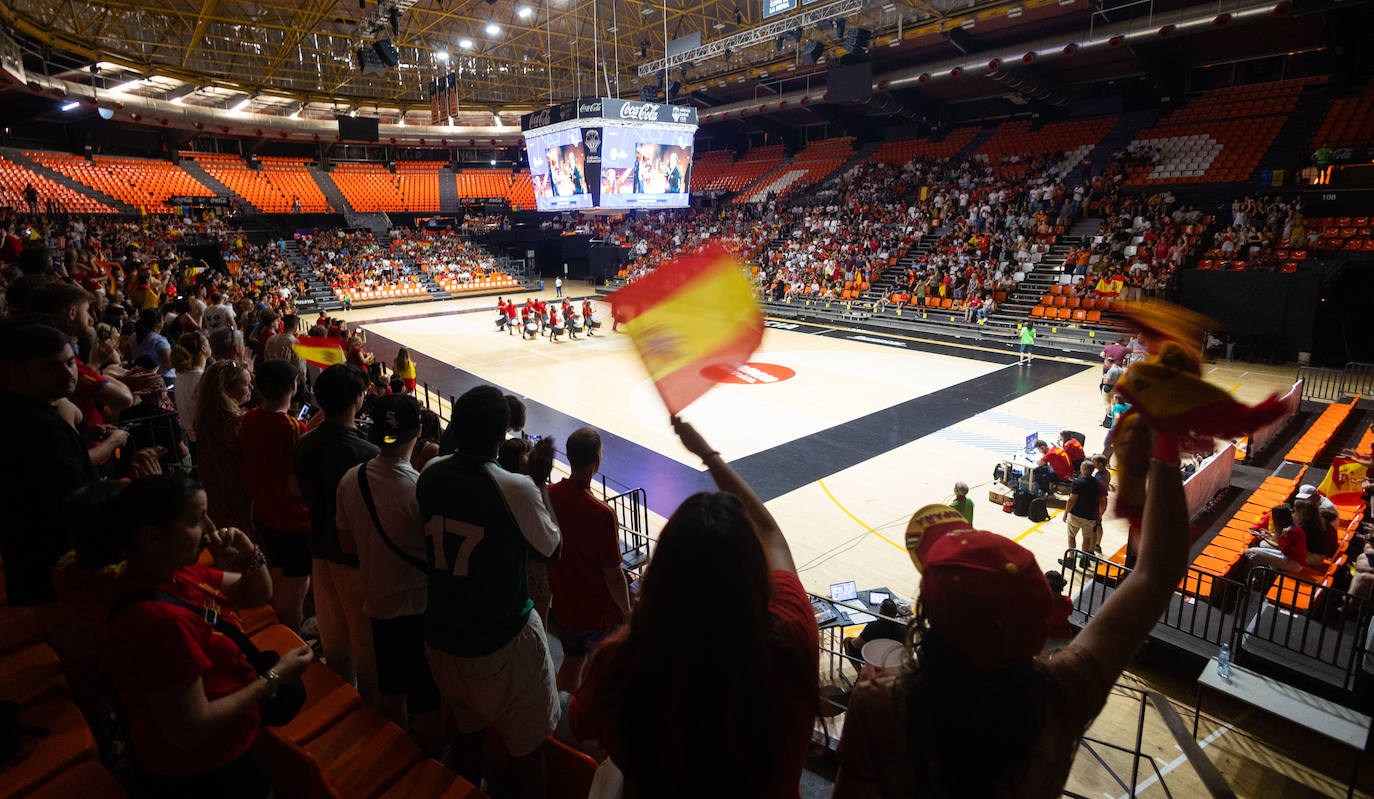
[598,127,693,210]
[521,98,698,213]
[527,128,593,212]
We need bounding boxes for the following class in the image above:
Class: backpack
[1028,497,1050,523]
[1013,490,1033,517]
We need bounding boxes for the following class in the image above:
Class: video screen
[526,128,593,211]
[598,127,693,209]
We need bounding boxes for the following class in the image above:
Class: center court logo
[699,362,796,384]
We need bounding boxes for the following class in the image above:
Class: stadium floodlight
[485,23,501,35]
[459,38,474,49]
[436,50,449,61]
[517,6,533,18]
[230,96,253,113]
[61,101,80,111]
[110,78,144,94]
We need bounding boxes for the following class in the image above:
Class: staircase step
[179,158,255,212]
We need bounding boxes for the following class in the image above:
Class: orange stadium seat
[29,152,213,210]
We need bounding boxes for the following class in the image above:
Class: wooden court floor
[339,288,1360,798]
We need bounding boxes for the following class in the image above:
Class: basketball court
[338,286,1296,603]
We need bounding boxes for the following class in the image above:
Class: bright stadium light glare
[459,38,474,49]
[436,50,450,61]
[61,101,80,111]
[485,23,501,35]
[517,6,533,18]
[230,96,253,113]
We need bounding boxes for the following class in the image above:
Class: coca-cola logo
[619,102,661,121]
[528,108,552,128]
[584,129,601,154]
[578,101,603,115]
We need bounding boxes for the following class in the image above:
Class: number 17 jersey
[417,454,562,657]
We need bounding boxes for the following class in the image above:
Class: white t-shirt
[174,367,203,442]
[336,456,429,619]
[203,303,236,331]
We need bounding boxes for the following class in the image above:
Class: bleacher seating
[1311,81,1374,149]
[1120,79,1321,185]
[509,170,536,210]
[1285,394,1361,464]
[0,155,115,213]
[868,126,980,165]
[1301,216,1374,252]
[687,149,734,190]
[30,152,213,210]
[190,154,331,213]
[455,169,513,199]
[974,117,1117,178]
[700,144,784,192]
[741,138,853,203]
[331,162,441,212]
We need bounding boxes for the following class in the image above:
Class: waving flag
[293,336,346,368]
[1094,274,1126,297]
[1317,456,1369,508]
[609,245,763,415]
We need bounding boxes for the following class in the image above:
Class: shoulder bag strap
[357,458,428,572]
[111,589,265,662]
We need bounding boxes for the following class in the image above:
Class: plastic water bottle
[1217,643,1231,681]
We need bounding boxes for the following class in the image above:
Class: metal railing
[1298,362,1374,403]
[1064,551,1249,653]
[1236,567,1372,693]
[606,488,652,573]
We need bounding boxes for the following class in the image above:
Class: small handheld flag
[609,245,763,415]
[293,336,346,368]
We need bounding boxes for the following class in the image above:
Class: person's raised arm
[671,416,796,575]
[1070,429,1188,681]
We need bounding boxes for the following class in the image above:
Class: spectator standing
[239,359,312,632]
[1019,322,1036,366]
[547,427,632,692]
[1100,358,1125,427]
[410,409,442,472]
[132,307,174,376]
[832,437,1189,798]
[393,348,417,394]
[1064,462,1103,566]
[294,364,379,698]
[950,481,974,524]
[172,332,209,444]
[335,394,440,747]
[570,417,818,798]
[417,385,562,796]
[194,360,255,537]
[555,275,563,298]
[0,322,107,607]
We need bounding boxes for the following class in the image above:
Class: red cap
[906,504,1052,670]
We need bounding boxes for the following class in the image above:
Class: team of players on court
[495,297,602,341]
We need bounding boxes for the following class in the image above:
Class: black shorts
[370,614,441,713]
[255,519,312,578]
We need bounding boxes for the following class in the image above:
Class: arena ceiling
[1,0,1101,117]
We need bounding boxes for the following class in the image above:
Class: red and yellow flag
[1317,456,1369,508]
[609,245,763,415]
[1094,274,1125,297]
[293,336,346,368]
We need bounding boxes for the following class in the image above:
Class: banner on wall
[446,73,459,119]
[429,79,440,125]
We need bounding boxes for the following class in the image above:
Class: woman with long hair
[570,417,818,798]
[194,360,255,538]
[393,347,416,394]
[173,332,210,444]
[89,474,311,799]
[832,431,1189,798]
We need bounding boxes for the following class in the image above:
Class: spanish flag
[293,336,346,368]
[1094,274,1126,297]
[1317,456,1369,508]
[609,245,763,415]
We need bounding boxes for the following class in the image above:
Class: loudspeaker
[373,39,400,67]
[639,85,658,101]
[843,27,871,51]
[801,40,825,64]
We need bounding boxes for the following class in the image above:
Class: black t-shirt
[1068,476,1101,520]
[0,391,99,604]
[293,421,379,567]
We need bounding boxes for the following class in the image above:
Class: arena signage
[524,98,698,131]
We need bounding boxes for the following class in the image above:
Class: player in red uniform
[582,300,597,336]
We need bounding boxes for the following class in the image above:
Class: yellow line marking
[766,316,1099,366]
[1013,507,1063,542]
[818,479,907,552]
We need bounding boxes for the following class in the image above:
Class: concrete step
[307,166,353,215]
[179,158,255,211]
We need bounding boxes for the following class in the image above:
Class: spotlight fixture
[485,23,500,35]
[734,8,742,23]
[724,47,732,61]
[61,101,80,111]
[389,7,399,36]
[517,6,533,18]
[436,50,449,61]
[459,38,474,49]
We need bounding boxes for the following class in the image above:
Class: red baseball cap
[905,504,1053,670]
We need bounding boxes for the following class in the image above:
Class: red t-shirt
[105,565,259,777]
[570,570,818,798]
[1280,525,1311,564]
[73,358,109,429]
[1061,438,1085,465]
[1042,447,1073,480]
[546,478,622,631]
[239,409,310,533]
